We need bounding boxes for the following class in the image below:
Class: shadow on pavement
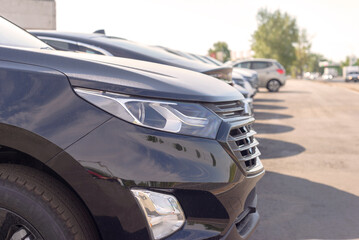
[253,123,294,134]
[254,98,285,103]
[257,138,305,159]
[253,104,288,110]
[254,111,293,120]
[252,171,359,240]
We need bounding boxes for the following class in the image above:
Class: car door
[250,61,272,87]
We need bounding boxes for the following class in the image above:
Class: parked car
[0,17,264,240]
[201,55,259,90]
[159,47,257,98]
[228,59,286,92]
[30,30,234,85]
[322,74,334,80]
[343,66,359,81]
[345,71,359,82]
[30,30,257,109]
[304,72,320,80]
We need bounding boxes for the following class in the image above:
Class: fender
[0,60,148,239]
[0,60,111,149]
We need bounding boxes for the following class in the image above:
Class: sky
[56,0,359,62]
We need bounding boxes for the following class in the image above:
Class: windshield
[0,17,52,49]
[349,72,359,74]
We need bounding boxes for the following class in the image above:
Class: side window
[251,62,270,69]
[234,62,250,68]
[78,45,105,55]
[41,39,79,52]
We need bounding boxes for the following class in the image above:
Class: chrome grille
[206,101,261,172]
[206,101,248,119]
[228,120,260,171]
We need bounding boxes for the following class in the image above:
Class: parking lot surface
[251,79,359,240]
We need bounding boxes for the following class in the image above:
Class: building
[0,0,56,30]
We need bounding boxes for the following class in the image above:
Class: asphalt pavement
[250,79,359,240]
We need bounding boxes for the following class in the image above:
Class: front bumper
[63,117,264,240]
[347,77,359,81]
[279,75,287,86]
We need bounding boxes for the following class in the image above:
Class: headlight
[349,76,353,80]
[75,88,222,139]
[131,189,185,240]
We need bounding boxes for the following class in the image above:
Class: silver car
[230,59,286,92]
[345,71,359,82]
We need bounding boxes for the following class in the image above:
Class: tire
[266,79,281,92]
[0,164,100,240]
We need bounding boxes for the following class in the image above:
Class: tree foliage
[307,53,325,73]
[208,41,231,62]
[293,29,312,76]
[341,56,359,67]
[251,9,299,71]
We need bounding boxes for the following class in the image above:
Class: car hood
[0,46,243,102]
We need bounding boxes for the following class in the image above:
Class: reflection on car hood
[31,31,230,73]
[0,46,243,102]
[233,68,257,77]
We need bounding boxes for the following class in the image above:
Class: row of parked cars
[30,29,287,97]
[0,16,286,240]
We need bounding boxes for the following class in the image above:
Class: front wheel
[266,79,281,92]
[0,164,100,240]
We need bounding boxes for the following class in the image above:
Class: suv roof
[236,58,277,63]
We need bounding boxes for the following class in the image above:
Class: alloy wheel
[0,208,43,240]
[267,80,280,92]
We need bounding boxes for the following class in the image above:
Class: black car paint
[1,46,241,103]
[30,31,233,77]
[0,44,263,239]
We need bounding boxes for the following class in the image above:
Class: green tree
[341,56,359,67]
[307,53,325,73]
[251,8,299,71]
[341,56,350,67]
[208,41,231,62]
[293,29,312,77]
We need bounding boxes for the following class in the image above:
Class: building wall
[0,0,56,30]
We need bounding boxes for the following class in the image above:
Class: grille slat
[232,149,261,161]
[207,100,261,172]
[206,101,248,119]
[216,102,242,109]
[231,139,259,152]
[229,130,257,141]
[214,106,245,113]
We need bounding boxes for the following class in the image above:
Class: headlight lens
[131,189,185,240]
[75,88,222,139]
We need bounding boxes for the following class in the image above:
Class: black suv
[0,17,264,240]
